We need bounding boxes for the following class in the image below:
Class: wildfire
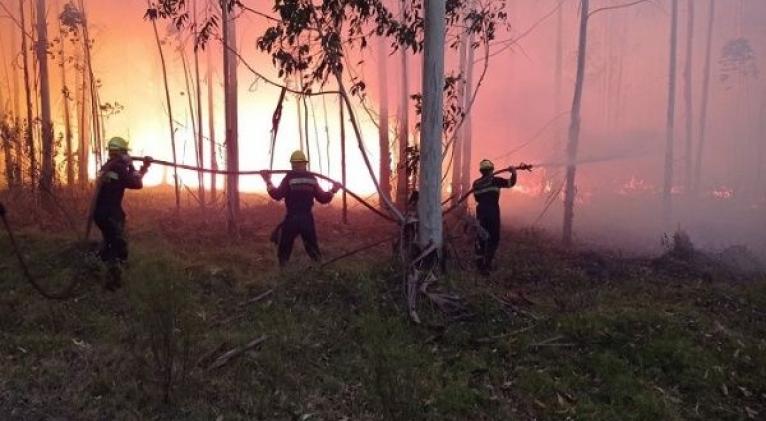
[618,176,655,195]
[710,186,734,200]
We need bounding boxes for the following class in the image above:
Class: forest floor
[0,188,765,420]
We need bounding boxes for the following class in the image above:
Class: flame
[618,176,656,195]
[710,186,734,200]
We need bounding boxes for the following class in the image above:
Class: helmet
[290,150,308,163]
[107,136,130,151]
[479,159,494,172]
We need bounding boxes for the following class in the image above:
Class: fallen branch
[530,335,574,348]
[208,335,268,370]
[240,289,274,307]
[320,236,396,269]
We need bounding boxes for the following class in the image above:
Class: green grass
[1,223,765,420]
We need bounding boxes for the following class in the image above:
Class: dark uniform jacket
[472,173,517,215]
[94,156,144,219]
[267,170,334,214]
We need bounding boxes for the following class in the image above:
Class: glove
[331,182,341,194]
[261,171,273,184]
[140,156,153,174]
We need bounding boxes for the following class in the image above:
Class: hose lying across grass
[0,202,80,300]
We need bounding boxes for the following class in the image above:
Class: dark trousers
[475,210,500,271]
[277,213,321,266]
[94,212,128,264]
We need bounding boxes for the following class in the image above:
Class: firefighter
[472,159,521,275]
[262,150,341,267]
[93,137,151,290]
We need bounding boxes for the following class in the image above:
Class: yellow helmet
[290,150,308,163]
[107,136,130,151]
[479,159,494,171]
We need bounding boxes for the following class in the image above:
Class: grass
[0,195,765,420]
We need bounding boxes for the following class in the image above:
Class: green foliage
[128,252,202,403]
[1,226,765,419]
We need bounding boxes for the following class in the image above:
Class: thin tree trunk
[222,0,239,233]
[682,0,694,194]
[150,9,180,211]
[310,97,323,173]
[192,0,205,208]
[395,0,410,211]
[340,93,348,224]
[77,46,90,187]
[303,96,311,168]
[206,44,217,204]
[562,0,589,246]
[0,41,10,187]
[20,0,35,190]
[377,36,392,206]
[36,0,54,193]
[418,0,446,252]
[11,26,22,186]
[180,43,202,203]
[450,28,468,209]
[0,27,15,188]
[693,0,714,197]
[59,15,74,187]
[297,92,305,152]
[758,93,765,185]
[321,95,331,174]
[460,30,475,202]
[78,0,100,170]
[662,0,679,224]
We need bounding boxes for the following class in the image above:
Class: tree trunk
[78,0,101,170]
[20,0,36,190]
[77,45,90,187]
[222,0,239,233]
[0,26,16,188]
[450,28,468,209]
[59,16,74,188]
[36,0,55,193]
[682,0,694,194]
[417,0,446,252]
[150,8,181,211]
[693,0,714,197]
[340,93,348,224]
[562,0,589,246]
[180,43,202,203]
[192,0,205,208]
[460,30,475,202]
[303,96,311,168]
[377,36,392,207]
[395,0,410,211]
[11,26,22,186]
[662,0,678,225]
[206,44,217,205]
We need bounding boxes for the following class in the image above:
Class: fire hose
[442,163,535,215]
[0,202,80,300]
[132,158,534,220]
[129,157,397,223]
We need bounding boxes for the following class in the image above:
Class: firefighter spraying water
[471,159,533,275]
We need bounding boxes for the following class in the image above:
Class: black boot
[104,264,123,291]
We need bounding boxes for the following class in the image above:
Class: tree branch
[215,35,340,97]
[588,0,654,19]
[0,3,35,41]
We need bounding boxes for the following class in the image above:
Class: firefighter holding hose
[472,159,531,275]
[262,150,341,267]
[93,137,151,290]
